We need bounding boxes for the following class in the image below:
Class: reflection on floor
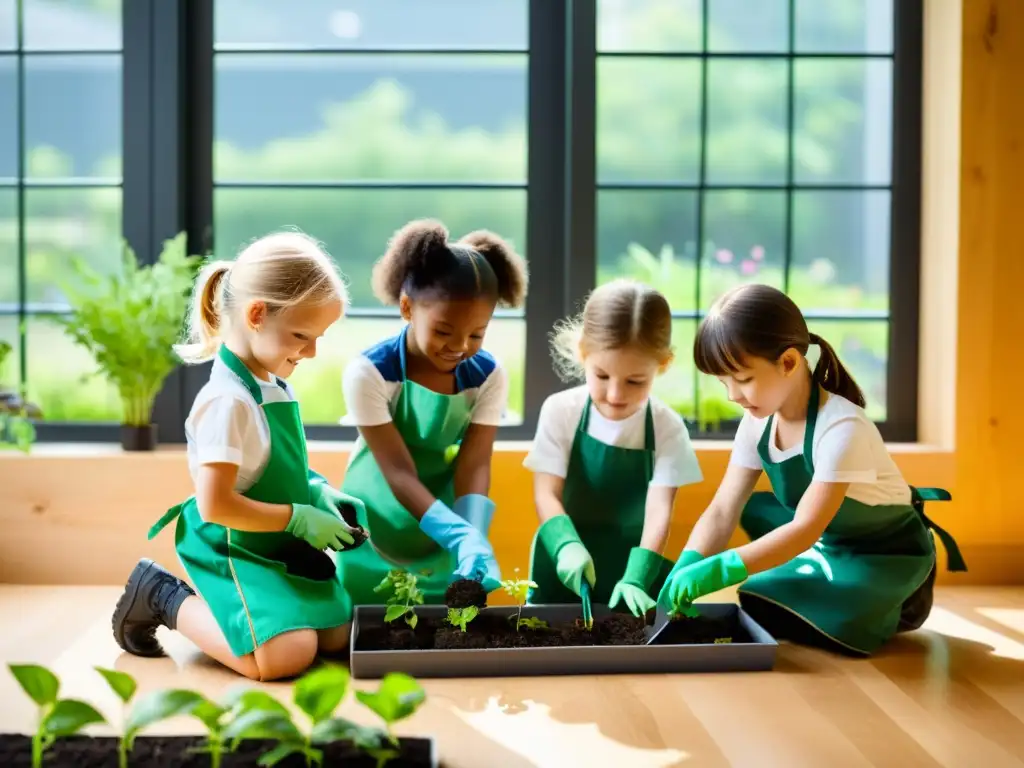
[1,585,1022,768]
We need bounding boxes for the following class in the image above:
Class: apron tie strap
[911,487,967,572]
[148,502,184,540]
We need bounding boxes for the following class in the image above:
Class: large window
[0,0,123,426]
[6,0,921,443]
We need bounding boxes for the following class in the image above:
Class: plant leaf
[125,689,208,740]
[257,742,307,767]
[220,687,290,718]
[222,710,302,748]
[191,700,227,730]
[309,715,362,744]
[406,612,418,630]
[293,663,350,724]
[354,673,426,725]
[7,664,59,706]
[95,667,137,703]
[383,604,409,623]
[42,698,107,737]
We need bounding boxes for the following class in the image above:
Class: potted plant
[0,338,39,453]
[53,232,203,451]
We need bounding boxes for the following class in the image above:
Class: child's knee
[253,629,318,681]
[318,622,351,653]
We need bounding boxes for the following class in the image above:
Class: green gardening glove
[538,515,596,597]
[308,480,369,549]
[609,547,665,617]
[661,549,748,616]
[286,503,355,552]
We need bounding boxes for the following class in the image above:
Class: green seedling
[125,687,229,767]
[7,663,107,768]
[714,637,733,644]
[94,667,139,768]
[354,672,428,768]
[500,568,538,632]
[516,616,549,631]
[374,569,424,629]
[446,606,479,632]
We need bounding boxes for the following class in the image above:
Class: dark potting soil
[0,734,433,767]
[355,609,748,651]
[338,503,370,549]
[444,578,488,609]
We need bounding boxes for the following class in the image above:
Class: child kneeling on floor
[112,231,366,681]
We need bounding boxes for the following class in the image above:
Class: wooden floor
[1,586,1022,767]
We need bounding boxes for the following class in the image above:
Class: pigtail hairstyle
[693,283,866,408]
[550,278,673,382]
[808,332,865,407]
[372,218,528,307]
[175,260,233,364]
[174,231,347,365]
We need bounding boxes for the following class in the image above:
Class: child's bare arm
[195,462,292,531]
[684,463,762,556]
[640,484,677,554]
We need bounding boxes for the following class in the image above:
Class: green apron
[737,384,966,655]
[337,329,471,605]
[148,346,352,657]
[527,397,675,606]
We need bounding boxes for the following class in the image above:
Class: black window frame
[13,0,922,445]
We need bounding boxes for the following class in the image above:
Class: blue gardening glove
[307,481,368,550]
[537,515,596,597]
[419,500,501,592]
[452,494,496,535]
[286,503,355,551]
[660,549,748,616]
[609,547,663,617]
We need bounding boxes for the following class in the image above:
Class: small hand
[420,501,502,592]
[308,483,368,548]
[555,542,596,597]
[660,549,748,615]
[609,581,656,617]
[286,503,355,551]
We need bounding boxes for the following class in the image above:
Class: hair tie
[808,332,821,346]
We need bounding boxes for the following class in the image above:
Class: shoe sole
[111,558,166,658]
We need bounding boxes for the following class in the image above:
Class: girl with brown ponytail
[657,283,967,656]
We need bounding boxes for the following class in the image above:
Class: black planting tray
[349,603,778,679]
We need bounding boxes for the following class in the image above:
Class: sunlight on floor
[452,695,689,768]
[976,607,1024,636]
[925,606,1024,661]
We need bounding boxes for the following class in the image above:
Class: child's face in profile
[245,297,342,380]
[401,295,496,374]
[715,349,801,418]
[582,345,662,421]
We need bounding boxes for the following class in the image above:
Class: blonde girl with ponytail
[112,231,368,681]
[659,283,967,656]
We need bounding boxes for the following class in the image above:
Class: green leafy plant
[52,231,203,427]
[125,687,229,767]
[7,663,106,768]
[516,616,549,631]
[94,667,139,768]
[374,569,424,629]
[0,339,38,453]
[224,664,426,768]
[500,568,538,632]
[446,606,479,632]
[714,637,733,644]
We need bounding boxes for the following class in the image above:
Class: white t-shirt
[185,355,295,492]
[523,385,704,488]
[729,392,911,506]
[341,326,508,428]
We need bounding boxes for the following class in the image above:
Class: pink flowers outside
[740,259,757,275]
[715,248,733,264]
[750,245,765,262]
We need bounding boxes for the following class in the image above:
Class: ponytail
[809,332,865,408]
[174,260,232,364]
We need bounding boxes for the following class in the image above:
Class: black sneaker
[898,563,936,632]
[112,558,195,657]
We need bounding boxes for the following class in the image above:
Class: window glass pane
[213,188,527,308]
[597,0,702,53]
[0,316,19,392]
[289,315,524,427]
[24,54,121,179]
[707,0,789,53]
[25,188,121,305]
[215,0,528,51]
[651,319,696,415]
[701,190,786,305]
[27,314,121,421]
[596,190,699,310]
[0,56,15,178]
[806,320,888,421]
[0,1,13,51]
[795,0,893,54]
[214,54,526,183]
[0,189,15,304]
[794,58,892,185]
[23,0,122,51]
[597,58,701,184]
[705,59,789,185]
[791,190,890,313]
